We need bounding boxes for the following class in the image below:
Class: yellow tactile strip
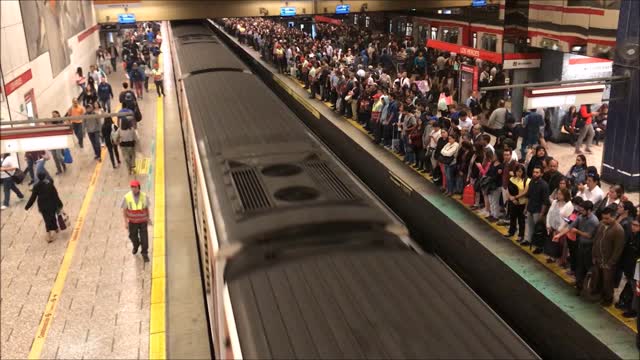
[28,148,106,359]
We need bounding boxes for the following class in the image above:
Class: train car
[413,15,505,54]
[168,19,538,360]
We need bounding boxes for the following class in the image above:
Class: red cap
[130,180,141,187]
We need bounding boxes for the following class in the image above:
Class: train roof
[227,249,537,359]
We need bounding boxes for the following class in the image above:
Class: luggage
[63,149,73,164]
[463,184,475,206]
[581,266,602,302]
[56,211,69,231]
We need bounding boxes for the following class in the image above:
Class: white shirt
[583,185,604,204]
[1,155,18,179]
[458,117,473,130]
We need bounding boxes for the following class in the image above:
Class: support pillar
[601,0,640,191]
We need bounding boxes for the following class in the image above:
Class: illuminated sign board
[471,0,487,6]
[280,7,296,16]
[336,4,350,14]
[118,13,136,24]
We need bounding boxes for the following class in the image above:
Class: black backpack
[123,91,136,109]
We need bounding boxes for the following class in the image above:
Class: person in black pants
[24,173,63,243]
[101,117,121,169]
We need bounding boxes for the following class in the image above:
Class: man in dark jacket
[543,158,563,194]
[523,166,549,252]
[615,201,639,315]
[520,109,544,159]
[592,207,625,306]
[97,78,114,113]
[107,42,118,72]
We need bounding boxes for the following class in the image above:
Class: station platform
[216,24,638,358]
[1,22,209,360]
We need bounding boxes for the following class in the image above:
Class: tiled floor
[1,67,161,359]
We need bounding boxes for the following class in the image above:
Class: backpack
[123,91,136,109]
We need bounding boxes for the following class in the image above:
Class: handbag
[5,169,26,184]
[439,154,454,165]
[462,184,475,205]
[57,211,68,231]
[63,148,73,164]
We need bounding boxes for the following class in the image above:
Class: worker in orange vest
[122,180,152,262]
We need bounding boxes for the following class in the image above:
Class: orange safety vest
[125,191,149,223]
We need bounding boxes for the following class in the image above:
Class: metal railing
[0,111,134,127]
[479,75,629,91]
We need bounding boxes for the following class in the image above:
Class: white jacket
[546,200,574,231]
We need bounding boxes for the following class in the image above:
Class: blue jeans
[25,157,35,182]
[2,176,24,206]
[445,163,457,194]
[88,132,102,159]
[99,97,111,113]
[72,123,84,148]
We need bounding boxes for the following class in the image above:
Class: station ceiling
[94,0,475,23]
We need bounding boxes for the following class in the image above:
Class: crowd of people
[223,17,640,318]
[1,22,162,251]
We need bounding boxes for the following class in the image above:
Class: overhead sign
[471,0,487,6]
[118,13,136,24]
[524,84,605,109]
[336,4,350,14]
[503,53,542,69]
[426,39,502,64]
[280,7,296,17]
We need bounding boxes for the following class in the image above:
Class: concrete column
[601,0,640,191]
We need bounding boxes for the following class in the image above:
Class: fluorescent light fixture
[530,84,605,95]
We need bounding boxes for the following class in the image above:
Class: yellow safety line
[28,147,106,359]
[149,83,167,360]
[279,72,639,334]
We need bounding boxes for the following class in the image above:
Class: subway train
[168,20,538,360]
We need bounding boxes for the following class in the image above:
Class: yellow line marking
[279,70,639,334]
[135,158,151,174]
[149,77,167,359]
[28,147,106,359]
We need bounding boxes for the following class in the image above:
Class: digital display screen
[280,7,296,16]
[336,4,350,14]
[471,0,487,6]
[118,13,136,24]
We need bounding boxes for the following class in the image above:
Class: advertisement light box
[280,7,296,16]
[336,4,351,14]
[118,13,136,24]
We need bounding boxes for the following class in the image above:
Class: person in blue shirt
[97,78,114,113]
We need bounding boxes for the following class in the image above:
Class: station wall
[0,0,100,124]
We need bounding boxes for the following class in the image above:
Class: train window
[567,0,620,9]
[405,22,413,37]
[541,37,560,51]
[571,45,587,55]
[354,14,358,25]
[472,32,478,48]
[430,26,438,40]
[441,27,459,44]
[481,34,497,52]
[365,16,370,28]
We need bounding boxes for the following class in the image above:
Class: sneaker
[0,205,7,210]
[520,240,531,247]
[132,246,139,255]
[142,254,150,263]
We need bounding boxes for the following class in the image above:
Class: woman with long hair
[567,154,587,195]
[101,117,121,169]
[75,67,86,93]
[545,188,574,264]
[507,164,529,243]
